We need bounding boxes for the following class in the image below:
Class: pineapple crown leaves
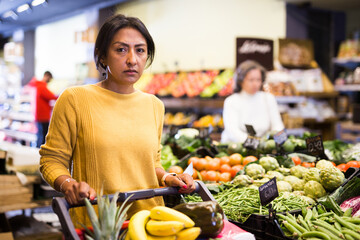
[80,191,134,240]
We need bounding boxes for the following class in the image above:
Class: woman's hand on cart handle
[165,173,196,194]
[55,175,96,206]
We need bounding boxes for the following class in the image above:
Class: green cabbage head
[259,156,279,171]
[284,175,302,189]
[232,174,253,187]
[245,163,265,179]
[304,180,327,199]
[303,168,321,182]
[319,166,345,192]
[316,160,335,170]
[290,165,308,179]
[277,181,293,192]
[264,171,284,181]
[292,179,306,191]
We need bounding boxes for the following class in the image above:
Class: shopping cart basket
[52,180,216,240]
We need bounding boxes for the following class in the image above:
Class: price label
[259,177,279,206]
[245,124,256,136]
[306,135,325,157]
[243,136,260,150]
[274,129,287,146]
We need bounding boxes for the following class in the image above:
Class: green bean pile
[278,205,360,240]
[185,186,310,223]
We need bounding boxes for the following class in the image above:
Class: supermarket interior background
[0,0,360,239]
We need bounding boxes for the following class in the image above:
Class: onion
[340,196,360,216]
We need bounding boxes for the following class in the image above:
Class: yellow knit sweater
[39,84,165,227]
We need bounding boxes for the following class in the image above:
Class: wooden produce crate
[0,175,41,208]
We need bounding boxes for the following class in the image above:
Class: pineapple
[80,189,133,240]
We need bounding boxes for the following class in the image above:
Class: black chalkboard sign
[243,136,260,150]
[274,129,287,146]
[259,177,279,206]
[306,135,325,157]
[245,124,256,136]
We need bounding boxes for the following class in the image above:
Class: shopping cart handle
[52,180,215,240]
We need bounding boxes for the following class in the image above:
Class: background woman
[221,60,284,143]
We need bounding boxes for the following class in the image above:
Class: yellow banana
[146,219,184,236]
[176,227,202,240]
[150,206,195,228]
[146,233,176,240]
[128,210,150,240]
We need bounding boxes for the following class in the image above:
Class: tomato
[229,153,243,166]
[219,172,232,182]
[301,162,315,168]
[291,156,301,166]
[230,165,243,178]
[191,168,198,179]
[207,160,221,171]
[337,163,348,172]
[200,170,208,181]
[194,158,207,171]
[242,156,257,166]
[220,156,231,165]
[346,160,359,169]
[188,157,199,166]
[331,162,337,167]
[206,170,220,182]
[205,156,213,162]
[219,163,232,173]
[168,166,183,174]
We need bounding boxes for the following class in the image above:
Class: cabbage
[232,175,253,187]
[259,156,279,171]
[284,175,302,189]
[277,181,292,192]
[303,168,321,182]
[245,163,265,179]
[264,171,284,181]
[290,165,307,179]
[304,180,327,199]
[292,179,306,191]
[316,160,334,170]
[320,165,345,192]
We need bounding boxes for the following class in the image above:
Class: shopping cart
[52,180,217,240]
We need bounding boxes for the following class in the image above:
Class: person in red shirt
[28,71,58,147]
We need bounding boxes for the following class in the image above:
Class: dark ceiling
[0,0,128,38]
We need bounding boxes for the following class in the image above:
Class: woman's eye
[117,48,126,52]
[137,48,145,53]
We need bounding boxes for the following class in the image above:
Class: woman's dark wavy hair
[233,60,266,92]
[94,14,155,70]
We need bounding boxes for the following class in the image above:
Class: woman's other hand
[166,173,196,194]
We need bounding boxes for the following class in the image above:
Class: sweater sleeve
[39,88,78,188]
[222,96,248,143]
[153,96,165,169]
[266,93,285,132]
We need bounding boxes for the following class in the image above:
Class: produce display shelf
[334,84,360,92]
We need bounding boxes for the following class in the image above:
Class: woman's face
[103,27,148,88]
[241,68,262,95]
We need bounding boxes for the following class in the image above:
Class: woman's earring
[98,63,108,80]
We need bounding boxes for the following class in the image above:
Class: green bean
[334,221,342,232]
[317,204,326,214]
[344,208,353,217]
[305,208,313,221]
[341,229,360,240]
[301,231,331,240]
[282,214,307,233]
[334,213,360,231]
[312,207,319,219]
[318,212,333,218]
[312,219,344,239]
[313,225,343,240]
[298,215,310,231]
[283,220,302,238]
[344,233,355,240]
[341,216,360,225]
[307,219,315,231]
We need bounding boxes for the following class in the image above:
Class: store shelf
[298,91,338,98]
[275,96,306,104]
[8,112,34,122]
[303,117,338,124]
[160,97,225,110]
[334,84,360,92]
[1,129,37,142]
[333,57,360,69]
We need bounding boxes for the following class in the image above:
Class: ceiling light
[31,0,47,7]
[17,4,30,13]
[2,11,18,20]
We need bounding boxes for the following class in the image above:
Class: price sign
[243,136,260,150]
[259,177,279,206]
[274,129,287,146]
[306,135,325,157]
[245,124,256,136]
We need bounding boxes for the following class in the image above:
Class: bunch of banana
[126,206,201,240]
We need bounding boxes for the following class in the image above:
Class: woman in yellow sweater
[39,14,195,226]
